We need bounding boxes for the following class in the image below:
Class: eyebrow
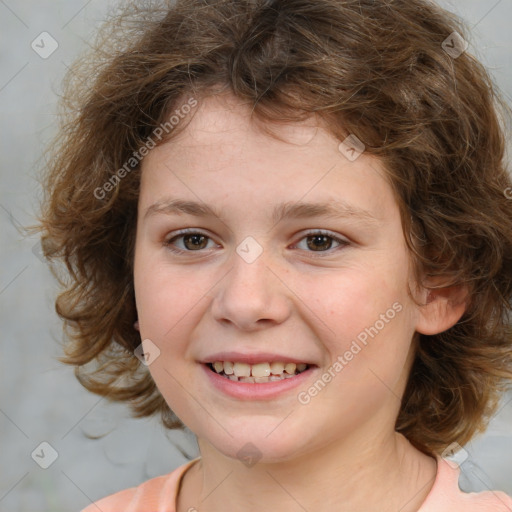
[143,198,378,226]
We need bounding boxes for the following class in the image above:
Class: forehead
[139,93,399,226]
[166,93,337,156]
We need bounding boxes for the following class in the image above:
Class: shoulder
[419,455,512,512]
[80,458,200,512]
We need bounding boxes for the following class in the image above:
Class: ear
[415,281,468,335]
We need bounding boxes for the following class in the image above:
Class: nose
[210,247,292,331]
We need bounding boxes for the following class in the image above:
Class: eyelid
[291,229,350,256]
[296,228,349,243]
[163,228,219,253]
[163,228,350,256]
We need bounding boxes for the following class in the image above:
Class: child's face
[134,93,423,462]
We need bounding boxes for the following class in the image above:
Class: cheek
[309,269,405,340]
[133,259,203,422]
[300,265,413,384]
[134,252,204,341]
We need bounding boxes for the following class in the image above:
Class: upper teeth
[212,361,308,378]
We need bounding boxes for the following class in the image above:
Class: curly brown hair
[37,0,512,456]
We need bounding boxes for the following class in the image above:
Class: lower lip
[201,364,316,400]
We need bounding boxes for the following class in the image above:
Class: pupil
[184,234,207,250]
[307,235,331,251]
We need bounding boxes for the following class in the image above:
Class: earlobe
[415,284,468,335]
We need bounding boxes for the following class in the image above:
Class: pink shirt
[81,455,512,512]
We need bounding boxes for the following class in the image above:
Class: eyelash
[163,228,349,257]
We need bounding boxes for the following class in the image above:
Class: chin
[197,422,313,466]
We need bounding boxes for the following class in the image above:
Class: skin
[133,92,466,512]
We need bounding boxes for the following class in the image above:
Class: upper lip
[200,352,315,365]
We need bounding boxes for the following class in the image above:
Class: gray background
[0,1,511,511]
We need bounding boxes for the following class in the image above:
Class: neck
[177,430,437,512]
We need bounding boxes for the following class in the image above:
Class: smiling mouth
[207,361,311,383]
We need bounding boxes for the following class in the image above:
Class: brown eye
[164,230,216,253]
[306,234,334,251]
[294,230,349,255]
[181,233,209,250]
